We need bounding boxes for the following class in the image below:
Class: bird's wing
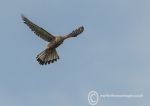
[65,26,84,38]
[21,15,55,42]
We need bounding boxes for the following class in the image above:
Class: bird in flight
[21,15,84,65]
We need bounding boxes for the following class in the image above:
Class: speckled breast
[47,37,64,49]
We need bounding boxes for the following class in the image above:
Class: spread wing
[21,15,55,42]
[65,26,84,38]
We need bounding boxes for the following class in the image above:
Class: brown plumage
[21,15,84,65]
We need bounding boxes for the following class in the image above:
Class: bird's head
[55,36,64,43]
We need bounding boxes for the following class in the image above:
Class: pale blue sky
[0,0,149,106]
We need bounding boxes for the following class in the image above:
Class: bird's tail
[36,48,59,65]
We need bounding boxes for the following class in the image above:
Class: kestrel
[21,15,84,65]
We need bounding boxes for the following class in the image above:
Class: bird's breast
[47,40,63,49]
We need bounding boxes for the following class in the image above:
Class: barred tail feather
[36,49,59,65]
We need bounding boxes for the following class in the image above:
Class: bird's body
[21,15,84,65]
[47,36,64,49]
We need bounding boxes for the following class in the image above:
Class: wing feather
[65,26,84,38]
[21,15,55,42]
